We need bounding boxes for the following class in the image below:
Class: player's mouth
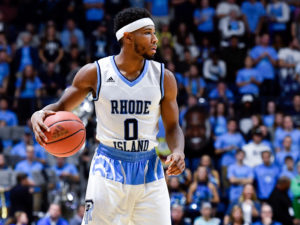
[151,47,157,53]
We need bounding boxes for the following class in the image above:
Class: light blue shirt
[275,150,299,168]
[228,163,254,202]
[250,46,278,80]
[61,29,85,50]
[209,116,227,137]
[274,129,300,151]
[193,216,220,225]
[15,77,42,98]
[10,141,46,160]
[194,7,215,32]
[84,0,105,21]
[241,1,265,33]
[0,110,18,126]
[0,62,9,85]
[236,68,263,95]
[146,0,169,16]
[208,88,234,102]
[254,163,279,199]
[214,132,246,166]
[263,114,274,128]
[15,160,43,179]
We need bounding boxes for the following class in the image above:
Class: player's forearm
[165,124,184,155]
[42,101,67,112]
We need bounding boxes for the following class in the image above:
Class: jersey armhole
[160,63,165,102]
[92,60,101,101]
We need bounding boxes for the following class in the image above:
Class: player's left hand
[165,152,185,176]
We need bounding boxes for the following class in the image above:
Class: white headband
[116,18,154,41]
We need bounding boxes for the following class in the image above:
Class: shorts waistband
[97,143,157,162]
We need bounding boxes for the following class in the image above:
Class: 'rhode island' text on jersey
[93,56,165,152]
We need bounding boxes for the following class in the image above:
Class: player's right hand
[31,110,56,146]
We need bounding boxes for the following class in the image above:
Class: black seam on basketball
[47,119,83,128]
[46,129,85,144]
[51,133,86,156]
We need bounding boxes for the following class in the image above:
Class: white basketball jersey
[93,56,165,152]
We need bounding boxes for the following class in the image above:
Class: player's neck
[115,50,146,80]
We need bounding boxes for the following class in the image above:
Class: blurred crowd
[0,0,300,224]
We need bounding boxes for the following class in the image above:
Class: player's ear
[123,32,133,44]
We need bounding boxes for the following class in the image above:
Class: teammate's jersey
[93,56,165,152]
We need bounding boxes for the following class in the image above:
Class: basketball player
[31,8,185,225]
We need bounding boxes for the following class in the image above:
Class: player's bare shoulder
[163,68,177,100]
[72,63,98,93]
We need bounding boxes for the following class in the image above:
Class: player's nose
[152,34,158,44]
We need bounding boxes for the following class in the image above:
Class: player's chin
[143,52,155,60]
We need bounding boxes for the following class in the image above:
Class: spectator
[61,18,85,51]
[88,21,109,62]
[13,32,39,73]
[252,203,282,225]
[243,128,272,168]
[274,115,300,152]
[291,162,300,221]
[215,119,245,187]
[209,101,228,138]
[0,33,12,61]
[9,173,33,223]
[10,128,46,163]
[220,36,247,84]
[0,49,9,95]
[16,23,40,49]
[203,52,226,90]
[227,205,245,225]
[200,155,220,187]
[6,211,29,225]
[168,176,187,207]
[280,156,297,180]
[254,150,279,201]
[39,24,64,72]
[187,166,219,210]
[171,204,192,225]
[208,82,234,105]
[193,202,221,225]
[174,23,196,61]
[52,157,79,186]
[241,0,265,35]
[236,56,263,96]
[292,14,300,44]
[249,33,278,96]
[156,23,173,49]
[216,0,240,19]
[14,65,42,124]
[14,145,44,182]
[219,8,246,48]
[146,0,169,26]
[227,150,254,203]
[224,184,260,225]
[278,38,300,80]
[83,0,105,33]
[263,101,276,128]
[198,37,215,67]
[0,97,18,126]
[184,64,206,99]
[193,0,216,44]
[175,35,199,64]
[40,62,64,98]
[276,136,298,168]
[184,105,214,172]
[69,205,85,225]
[268,176,294,225]
[37,203,69,225]
[289,94,300,129]
[266,0,290,42]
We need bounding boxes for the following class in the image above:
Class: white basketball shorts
[82,144,171,225]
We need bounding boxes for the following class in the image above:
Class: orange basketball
[43,111,86,157]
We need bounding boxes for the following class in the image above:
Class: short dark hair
[114,7,152,45]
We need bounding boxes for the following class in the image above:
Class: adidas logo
[107,77,115,82]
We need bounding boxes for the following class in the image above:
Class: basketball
[43,111,86,157]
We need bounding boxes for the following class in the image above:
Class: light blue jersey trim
[92,61,101,101]
[92,144,164,185]
[160,63,165,100]
[110,56,149,87]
